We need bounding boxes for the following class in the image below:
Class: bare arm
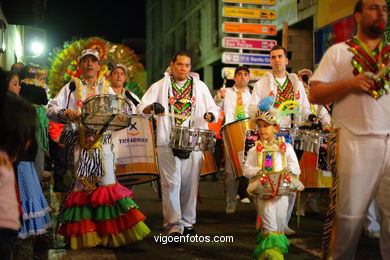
[309,73,374,105]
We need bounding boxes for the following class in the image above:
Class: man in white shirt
[310,0,390,258]
[223,66,252,214]
[137,51,219,243]
[109,63,140,114]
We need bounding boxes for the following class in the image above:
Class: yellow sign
[223,22,277,35]
[317,0,355,28]
[223,6,277,20]
[222,67,271,81]
[223,0,276,6]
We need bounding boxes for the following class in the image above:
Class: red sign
[223,22,277,36]
[222,37,277,51]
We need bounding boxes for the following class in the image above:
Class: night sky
[42,1,146,55]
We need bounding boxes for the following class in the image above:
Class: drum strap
[168,76,196,127]
[253,138,289,198]
[74,77,110,110]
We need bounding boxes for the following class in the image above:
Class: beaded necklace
[346,37,390,99]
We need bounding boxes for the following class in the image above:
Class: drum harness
[168,76,197,159]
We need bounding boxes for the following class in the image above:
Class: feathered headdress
[249,96,279,124]
[249,96,303,125]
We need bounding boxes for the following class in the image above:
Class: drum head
[116,173,159,186]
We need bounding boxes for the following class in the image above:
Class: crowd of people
[0,0,389,259]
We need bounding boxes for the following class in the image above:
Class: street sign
[223,22,277,35]
[222,52,270,66]
[223,0,276,5]
[222,67,271,80]
[222,37,277,51]
[223,6,277,20]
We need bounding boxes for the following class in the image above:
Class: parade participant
[47,49,150,250]
[298,69,331,130]
[244,96,303,260]
[109,63,140,113]
[251,45,311,235]
[223,66,252,214]
[292,69,331,218]
[250,45,312,129]
[137,50,219,241]
[309,0,390,258]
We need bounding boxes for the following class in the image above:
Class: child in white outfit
[244,96,304,259]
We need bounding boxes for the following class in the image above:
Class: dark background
[42,1,146,57]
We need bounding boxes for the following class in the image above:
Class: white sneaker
[240,197,251,204]
[226,202,237,214]
[284,227,296,235]
[366,230,380,239]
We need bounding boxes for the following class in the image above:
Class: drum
[169,126,216,152]
[221,118,256,179]
[298,131,331,188]
[200,151,218,177]
[294,130,326,154]
[277,127,294,144]
[112,115,159,186]
[82,94,132,131]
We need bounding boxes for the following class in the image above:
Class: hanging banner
[223,6,277,20]
[223,22,277,35]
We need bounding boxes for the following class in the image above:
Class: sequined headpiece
[249,96,279,125]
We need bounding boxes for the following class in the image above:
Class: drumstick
[159,113,184,119]
[290,121,313,126]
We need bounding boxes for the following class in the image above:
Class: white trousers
[255,196,289,233]
[328,128,390,260]
[285,192,296,228]
[225,155,239,204]
[157,146,202,234]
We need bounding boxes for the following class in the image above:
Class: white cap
[79,49,101,63]
[297,69,313,76]
[111,63,128,74]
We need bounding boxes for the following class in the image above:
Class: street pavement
[36,177,381,260]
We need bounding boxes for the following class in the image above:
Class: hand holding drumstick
[143,102,184,119]
[64,109,81,121]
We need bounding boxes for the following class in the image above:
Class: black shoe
[167,232,182,247]
[183,227,196,236]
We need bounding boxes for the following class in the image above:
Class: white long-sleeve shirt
[223,85,252,125]
[137,72,219,146]
[47,77,115,130]
[250,72,312,128]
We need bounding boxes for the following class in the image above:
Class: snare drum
[112,115,159,186]
[298,131,331,188]
[169,126,216,152]
[82,94,132,132]
[221,118,256,178]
